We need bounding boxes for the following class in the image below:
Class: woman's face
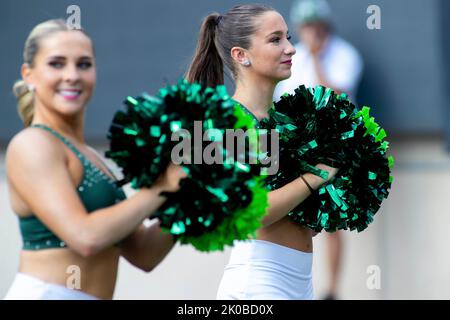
[243,11,296,83]
[23,30,96,119]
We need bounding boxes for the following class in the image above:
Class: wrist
[141,183,167,201]
[299,174,314,194]
[303,172,324,190]
[152,179,169,195]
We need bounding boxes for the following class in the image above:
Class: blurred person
[275,0,364,300]
[275,0,363,103]
[4,19,186,300]
[186,4,338,299]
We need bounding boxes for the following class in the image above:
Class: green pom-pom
[106,79,268,251]
[261,85,393,232]
[177,176,268,251]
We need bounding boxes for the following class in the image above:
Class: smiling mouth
[57,89,82,100]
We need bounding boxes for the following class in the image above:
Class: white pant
[217,240,313,300]
[4,273,98,300]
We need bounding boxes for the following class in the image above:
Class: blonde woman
[4,19,186,300]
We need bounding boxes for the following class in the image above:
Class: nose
[63,63,81,83]
[285,41,296,57]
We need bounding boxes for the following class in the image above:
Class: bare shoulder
[6,127,66,173]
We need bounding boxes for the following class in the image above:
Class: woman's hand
[315,163,339,182]
[155,163,188,193]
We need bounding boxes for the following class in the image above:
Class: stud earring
[242,59,251,67]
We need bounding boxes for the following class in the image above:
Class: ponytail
[13,80,35,127]
[186,5,274,88]
[186,13,224,87]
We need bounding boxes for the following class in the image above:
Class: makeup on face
[30,31,96,113]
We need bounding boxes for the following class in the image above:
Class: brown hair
[13,19,91,127]
[186,4,275,87]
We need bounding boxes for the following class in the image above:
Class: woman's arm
[6,130,184,257]
[261,164,338,227]
[119,163,190,272]
[119,220,175,272]
[119,170,329,270]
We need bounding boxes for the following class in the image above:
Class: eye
[49,61,64,68]
[78,61,92,70]
[271,37,281,44]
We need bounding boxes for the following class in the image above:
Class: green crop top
[19,124,127,250]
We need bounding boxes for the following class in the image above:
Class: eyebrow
[265,30,289,38]
[47,55,93,60]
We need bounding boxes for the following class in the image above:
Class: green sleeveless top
[19,124,127,250]
[233,100,262,129]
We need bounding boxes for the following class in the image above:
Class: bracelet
[300,174,314,194]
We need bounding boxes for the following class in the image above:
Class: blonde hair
[13,19,89,127]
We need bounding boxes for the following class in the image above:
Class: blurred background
[1,0,449,299]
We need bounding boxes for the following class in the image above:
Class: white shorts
[217,240,313,300]
[4,273,98,300]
